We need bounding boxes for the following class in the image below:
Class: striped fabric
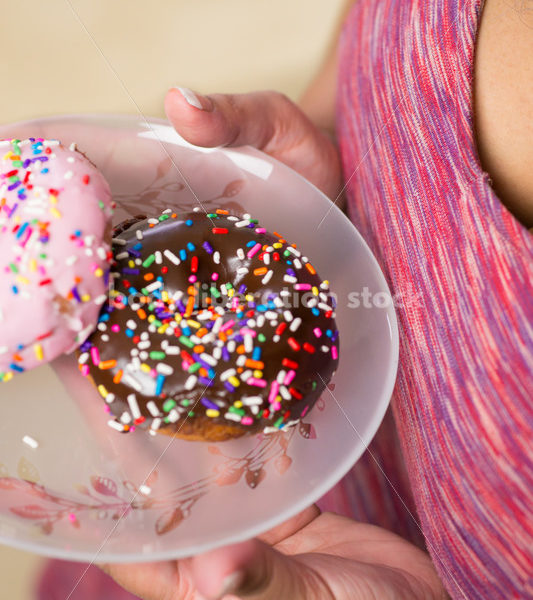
[317,1,533,598]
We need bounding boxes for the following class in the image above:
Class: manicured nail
[214,571,245,599]
[174,86,208,110]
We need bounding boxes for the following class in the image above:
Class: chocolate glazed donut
[78,208,339,441]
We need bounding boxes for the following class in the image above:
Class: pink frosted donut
[0,138,113,381]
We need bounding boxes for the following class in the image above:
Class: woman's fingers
[165,88,300,150]
[164,88,342,198]
[192,539,333,600]
[99,511,447,600]
[98,507,320,600]
[99,560,188,599]
[257,504,321,546]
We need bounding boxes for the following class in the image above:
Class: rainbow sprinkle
[0,138,113,380]
[78,208,339,435]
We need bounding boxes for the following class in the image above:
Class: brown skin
[102,0,531,598]
[102,506,447,600]
[165,89,343,202]
[474,0,533,228]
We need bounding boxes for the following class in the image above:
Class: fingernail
[174,86,210,110]
[214,571,245,599]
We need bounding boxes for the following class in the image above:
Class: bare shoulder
[475,0,533,228]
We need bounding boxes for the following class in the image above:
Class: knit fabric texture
[318,1,533,598]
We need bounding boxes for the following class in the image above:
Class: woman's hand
[164,88,343,200]
[102,506,447,599]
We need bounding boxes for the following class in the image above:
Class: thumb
[192,539,332,600]
[164,87,305,151]
[164,87,342,198]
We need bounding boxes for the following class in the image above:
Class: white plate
[0,115,398,562]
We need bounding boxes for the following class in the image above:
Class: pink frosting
[0,138,113,379]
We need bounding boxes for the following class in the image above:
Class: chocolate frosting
[78,209,339,438]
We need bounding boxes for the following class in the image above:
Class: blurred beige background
[0,0,346,125]
[0,1,346,599]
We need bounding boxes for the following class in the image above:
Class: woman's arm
[474,0,533,227]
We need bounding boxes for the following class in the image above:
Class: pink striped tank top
[317,1,533,598]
